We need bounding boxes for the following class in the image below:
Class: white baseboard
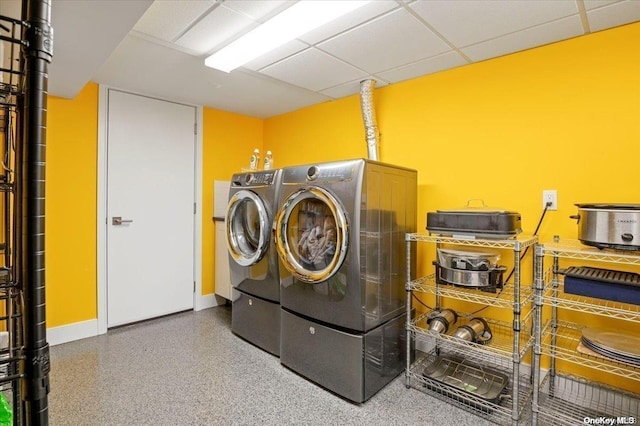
[195,293,224,311]
[48,296,222,346]
[47,319,99,346]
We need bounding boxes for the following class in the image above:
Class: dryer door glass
[226,190,270,267]
[276,187,348,283]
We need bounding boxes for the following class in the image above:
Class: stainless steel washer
[275,159,417,402]
[226,169,281,355]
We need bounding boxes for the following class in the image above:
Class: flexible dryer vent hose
[359,79,379,161]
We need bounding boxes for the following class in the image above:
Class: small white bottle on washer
[264,150,273,170]
[249,148,260,171]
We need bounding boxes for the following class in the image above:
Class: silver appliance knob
[622,233,634,242]
[307,166,319,181]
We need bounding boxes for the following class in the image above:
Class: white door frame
[97,84,204,335]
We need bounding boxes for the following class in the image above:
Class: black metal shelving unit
[0,13,28,425]
[0,0,52,424]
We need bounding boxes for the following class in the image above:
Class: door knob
[112,217,133,225]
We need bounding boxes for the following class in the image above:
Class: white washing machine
[274,159,417,402]
[226,169,281,356]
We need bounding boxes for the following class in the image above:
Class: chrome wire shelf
[537,372,640,426]
[410,311,534,361]
[543,274,640,322]
[409,274,534,308]
[539,239,640,266]
[408,349,533,424]
[540,321,640,381]
[407,233,537,250]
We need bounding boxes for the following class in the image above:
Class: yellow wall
[266,22,640,246]
[45,89,262,326]
[47,83,98,327]
[264,95,364,166]
[201,108,263,295]
[264,23,640,392]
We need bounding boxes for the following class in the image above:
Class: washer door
[226,190,270,267]
[275,187,348,283]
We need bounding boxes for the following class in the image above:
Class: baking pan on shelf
[421,354,509,412]
[426,200,521,239]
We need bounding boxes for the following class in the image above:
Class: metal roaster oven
[426,200,522,240]
[570,203,640,251]
[274,159,417,403]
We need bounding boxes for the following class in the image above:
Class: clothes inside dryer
[276,185,349,286]
[275,159,417,402]
[295,200,338,271]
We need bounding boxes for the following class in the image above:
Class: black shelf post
[18,0,52,424]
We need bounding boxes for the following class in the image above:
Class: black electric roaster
[427,201,522,239]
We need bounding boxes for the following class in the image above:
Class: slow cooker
[570,203,640,251]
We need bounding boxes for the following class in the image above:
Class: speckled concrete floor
[49,306,495,425]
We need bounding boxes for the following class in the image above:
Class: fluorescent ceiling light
[205,1,371,73]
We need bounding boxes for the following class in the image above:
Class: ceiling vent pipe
[359,79,379,161]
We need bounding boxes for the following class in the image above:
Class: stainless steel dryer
[274,159,417,402]
[226,169,281,356]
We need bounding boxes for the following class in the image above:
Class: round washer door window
[226,190,270,267]
[275,187,348,283]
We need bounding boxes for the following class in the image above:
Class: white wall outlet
[542,190,557,210]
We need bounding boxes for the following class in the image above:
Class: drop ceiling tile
[133,0,216,42]
[174,4,256,55]
[411,0,578,48]
[587,1,640,32]
[242,39,308,71]
[222,0,293,20]
[319,78,388,100]
[48,0,153,99]
[94,34,331,118]
[376,51,468,83]
[584,0,624,10]
[461,15,584,62]
[318,9,450,74]
[260,48,367,92]
[298,1,399,45]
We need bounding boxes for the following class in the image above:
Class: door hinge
[194,123,197,135]
[193,203,196,214]
[193,281,196,293]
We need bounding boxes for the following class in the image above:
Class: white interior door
[107,90,195,327]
